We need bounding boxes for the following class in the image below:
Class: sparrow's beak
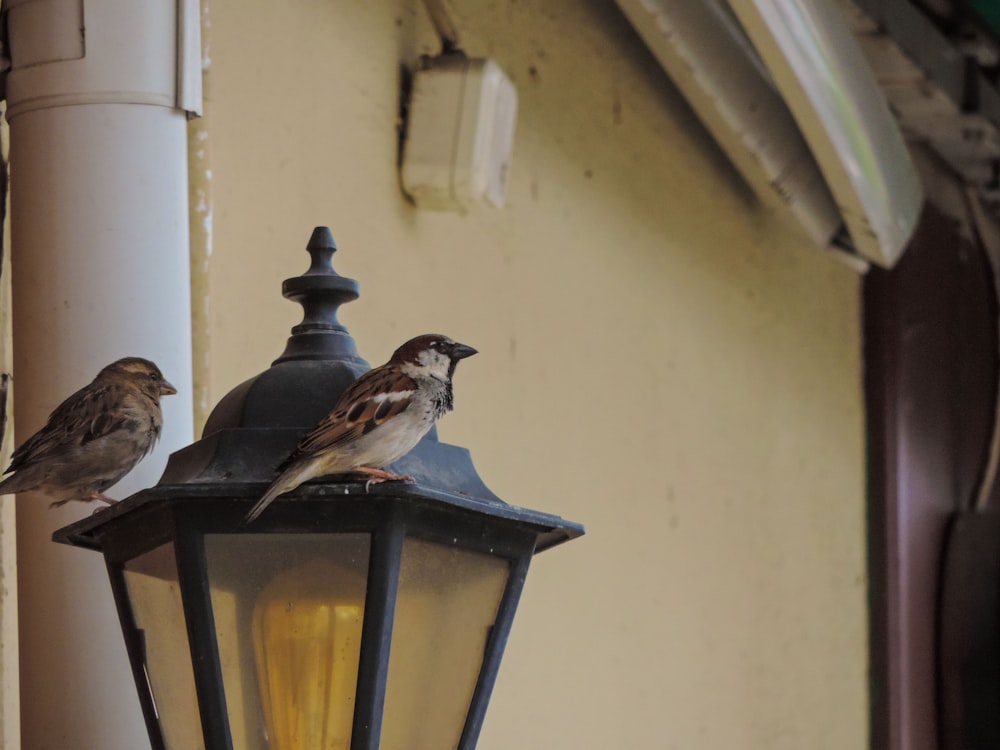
[159,379,178,396]
[451,343,478,360]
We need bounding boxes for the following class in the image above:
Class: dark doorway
[865,200,999,749]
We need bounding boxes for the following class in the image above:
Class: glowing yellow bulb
[251,560,365,750]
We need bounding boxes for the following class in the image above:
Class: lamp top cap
[198,227,369,437]
[274,226,362,364]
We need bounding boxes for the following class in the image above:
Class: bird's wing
[5,381,129,473]
[283,367,417,466]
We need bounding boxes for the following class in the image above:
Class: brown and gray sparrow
[244,334,477,523]
[0,357,177,508]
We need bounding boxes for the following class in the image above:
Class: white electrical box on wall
[401,56,518,211]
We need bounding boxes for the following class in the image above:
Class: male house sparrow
[0,357,177,508]
[243,333,477,523]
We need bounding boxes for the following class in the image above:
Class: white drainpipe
[4,0,200,747]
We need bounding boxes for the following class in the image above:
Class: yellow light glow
[252,560,365,750]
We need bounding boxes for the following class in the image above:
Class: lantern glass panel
[380,538,510,750]
[123,542,205,750]
[204,533,371,750]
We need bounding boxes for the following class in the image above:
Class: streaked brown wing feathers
[6,382,126,472]
[283,367,416,465]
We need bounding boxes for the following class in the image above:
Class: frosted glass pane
[123,543,204,750]
[380,539,509,750]
[205,534,370,750]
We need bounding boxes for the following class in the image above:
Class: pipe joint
[3,0,201,120]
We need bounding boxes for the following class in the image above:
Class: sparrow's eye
[149,372,159,380]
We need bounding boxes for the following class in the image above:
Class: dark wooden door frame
[864,201,999,749]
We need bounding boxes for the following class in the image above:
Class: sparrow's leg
[48,493,116,510]
[347,466,416,493]
[353,466,416,483]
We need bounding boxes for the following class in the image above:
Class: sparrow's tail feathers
[0,468,40,496]
[243,462,314,525]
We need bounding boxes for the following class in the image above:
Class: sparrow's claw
[353,467,415,484]
[50,492,118,510]
[352,467,417,493]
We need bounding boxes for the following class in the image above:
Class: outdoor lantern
[52,227,584,750]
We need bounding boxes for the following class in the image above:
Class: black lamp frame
[56,478,576,750]
[51,226,584,750]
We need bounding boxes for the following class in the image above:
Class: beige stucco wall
[202,1,866,748]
